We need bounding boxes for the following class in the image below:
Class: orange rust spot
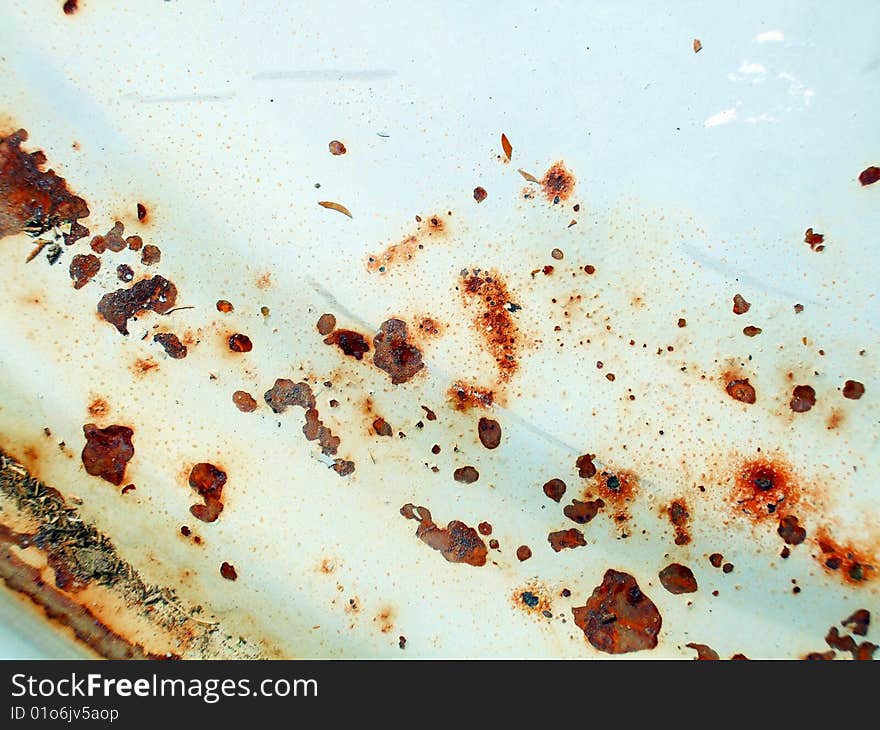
[255,272,272,290]
[416,316,444,337]
[132,358,159,376]
[87,397,109,418]
[593,469,638,511]
[511,582,552,616]
[400,503,487,567]
[367,214,449,273]
[541,161,575,203]
[723,371,756,404]
[374,607,395,634]
[814,529,877,584]
[730,456,800,523]
[460,269,519,382]
[826,409,844,430]
[447,381,494,411]
[667,499,691,546]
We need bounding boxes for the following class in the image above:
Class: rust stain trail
[252,69,397,82]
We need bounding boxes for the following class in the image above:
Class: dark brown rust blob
[232,390,258,413]
[216,299,233,313]
[815,529,876,584]
[777,515,806,545]
[743,325,762,337]
[323,329,370,360]
[97,275,178,335]
[473,186,487,203]
[576,454,597,479]
[153,333,187,359]
[448,382,494,411]
[140,244,161,265]
[516,545,532,562]
[303,409,341,455]
[571,570,662,654]
[658,563,698,594]
[548,528,586,552]
[804,651,836,660]
[686,643,719,660]
[264,379,316,413]
[842,609,870,637]
[543,478,567,502]
[188,462,226,523]
[790,385,816,413]
[219,562,238,581]
[732,457,799,522]
[564,498,604,524]
[804,227,825,252]
[478,522,492,536]
[116,263,133,282]
[825,627,857,656]
[667,499,691,545]
[843,380,865,400]
[453,466,479,484]
[859,166,880,186]
[328,140,347,156]
[316,313,336,335]
[63,0,78,14]
[332,459,355,476]
[477,417,502,449]
[69,253,100,289]
[89,222,128,254]
[372,417,393,437]
[400,504,487,567]
[373,318,424,384]
[227,333,252,353]
[541,161,575,203]
[732,293,751,315]
[726,378,756,404]
[0,129,90,239]
[81,424,134,486]
[460,270,519,381]
[136,202,147,222]
[709,553,723,568]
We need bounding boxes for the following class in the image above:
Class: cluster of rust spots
[576,454,597,479]
[804,227,825,252]
[97,275,178,335]
[789,385,816,412]
[90,221,141,254]
[667,499,691,545]
[725,377,756,404]
[263,379,354,476]
[188,462,226,523]
[572,570,662,654]
[658,563,698,594]
[399,504,487,566]
[153,332,187,359]
[373,318,424,384]
[477,417,502,449]
[323,329,370,360]
[805,609,876,660]
[548,528,586,552]
[366,214,447,273]
[541,162,576,203]
[0,129,89,239]
[731,457,799,523]
[460,269,519,382]
[453,465,479,484]
[815,529,876,584]
[563,498,604,525]
[69,253,100,289]
[732,294,751,315]
[447,381,494,411]
[81,424,134,486]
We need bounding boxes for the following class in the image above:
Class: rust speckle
[541,161,575,203]
[731,456,800,522]
[448,381,494,411]
[477,417,502,450]
[87,397,109,418]
[132,358,158,376]
[153,333,187,359]
[81,424,134,486]
[667,499,691,545]
[594,469,638,511]
[69,253,100,289]
[461,269,519,381]
[826,409,844,430]
[316,313,336,335]
[548,528,586,552]
[220,562,238,581]
[188,462,226,523]
[790,385,816,412]
[323,329,370,360]
[815,529,876,584]
[373,318,424,384]
[572,570,662,654]
[97,275,178,335]
[227,333,253,353]
[658,563,698,594]
[732,294,751,315]
[400,504,487,567]
[0,129,90,239]
[367,215,448,273]
[725,377,756,404]
[858,166,880,186]
[255,272,272,290]
[842,380,865,400]
[232,390,258,413]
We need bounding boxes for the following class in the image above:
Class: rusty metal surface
[0,1,877,659]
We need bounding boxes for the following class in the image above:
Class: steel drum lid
[0,1,877,660]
